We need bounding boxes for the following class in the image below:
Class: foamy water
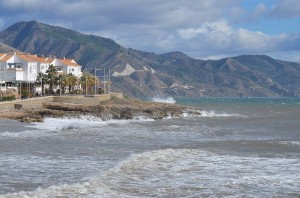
[152,97,176,104]
[0,98,300,197]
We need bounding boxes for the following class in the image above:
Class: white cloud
[174,20,293,59]
[0,0,299,61]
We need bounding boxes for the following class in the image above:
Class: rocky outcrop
[0,97,199,123]
[40,98,188,120]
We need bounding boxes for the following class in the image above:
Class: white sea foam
[2,148,299,197]
[200,110,248,118]
[277,141,300,146]
[152,97,176,104]
[0,130,53,139]
[32,115,155,131]
[181,109,248,119]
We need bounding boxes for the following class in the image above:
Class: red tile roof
[17,54,37,62]
[0,54,14,62]
[59,59,81,66]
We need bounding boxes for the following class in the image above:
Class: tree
[79,72,96,95]
[45,64,58,94]
[66,74,78,93]
[36,72,47,96]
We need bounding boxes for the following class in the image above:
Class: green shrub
[0,90,16,101]
[73,89,83,95]
[21,90,29,98]
[0,95,15,101]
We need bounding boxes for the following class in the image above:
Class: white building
[0,52,82,93]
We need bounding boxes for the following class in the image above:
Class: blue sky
[0,0,299,61]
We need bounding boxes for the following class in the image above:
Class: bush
[0,90,16,101]
[0,95,15,101]
[21,90,29,98]
[73,89,83,95]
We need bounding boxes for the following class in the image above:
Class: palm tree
[79,74,88,95]
[45,64,57,94]
[79,73,96,95]
[66,74,78,93]
[36,72,47,96]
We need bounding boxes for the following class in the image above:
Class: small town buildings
[0,52,82,94]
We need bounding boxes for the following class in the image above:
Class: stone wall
[52,93,123,104]
[0,96,54,111]
[0,93,124,111]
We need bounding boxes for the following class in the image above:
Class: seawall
[0,93,124,111]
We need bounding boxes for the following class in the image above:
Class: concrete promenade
[0,93,124,111]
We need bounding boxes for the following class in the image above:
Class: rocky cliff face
[1,21,300,97]
[0,42,20,53]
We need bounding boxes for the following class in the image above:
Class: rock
[0,97,201,123]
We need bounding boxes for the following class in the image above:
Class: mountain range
[0,20,299,97]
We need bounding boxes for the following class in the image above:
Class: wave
[182,109,248,119]
[277,141,300,146]
[152,97,176,104]
[2,148,300,197]
[200,110,247,118]
[36,116,154,130]
[0,116,155,139]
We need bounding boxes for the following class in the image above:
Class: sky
[0,0,300,61]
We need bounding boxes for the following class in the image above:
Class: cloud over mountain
[0,0,299,61]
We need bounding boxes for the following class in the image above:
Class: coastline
[0,96,200,123]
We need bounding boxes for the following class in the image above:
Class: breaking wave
[200,110,248,118]
[182,109,248,119]
[1,148,300,197]
[152,97,176,104]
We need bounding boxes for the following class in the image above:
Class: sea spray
[152,97,176,104]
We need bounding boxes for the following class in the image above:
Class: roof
[0,53,81,68]
[0,53,14,62]
[59,59,81,67]
[17,54,38,62]
[25,55,55,63]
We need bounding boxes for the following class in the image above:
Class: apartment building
[0,52,82,92]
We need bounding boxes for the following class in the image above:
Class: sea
[0,97,299,197]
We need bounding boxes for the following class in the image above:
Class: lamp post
[19,80,21,99]
[94,67,102,95]
[103,67,106,94]
[84,68,93,96]
[41,78,43,96]
[60,75,62,96]
[85,75,88,96]
[108,69,115,94]
[27,81,30,98]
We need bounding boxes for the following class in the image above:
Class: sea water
[0,97,299,197]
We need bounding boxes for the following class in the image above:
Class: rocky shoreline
[0,97,200,123]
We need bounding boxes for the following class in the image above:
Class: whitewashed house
[56,58,82,77]
[0,52,82,95]
[15,54,38,82]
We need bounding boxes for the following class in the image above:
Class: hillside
[0,20,299,97]
[0,42,20,53]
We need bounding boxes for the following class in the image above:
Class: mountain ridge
[0,20,299,97]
